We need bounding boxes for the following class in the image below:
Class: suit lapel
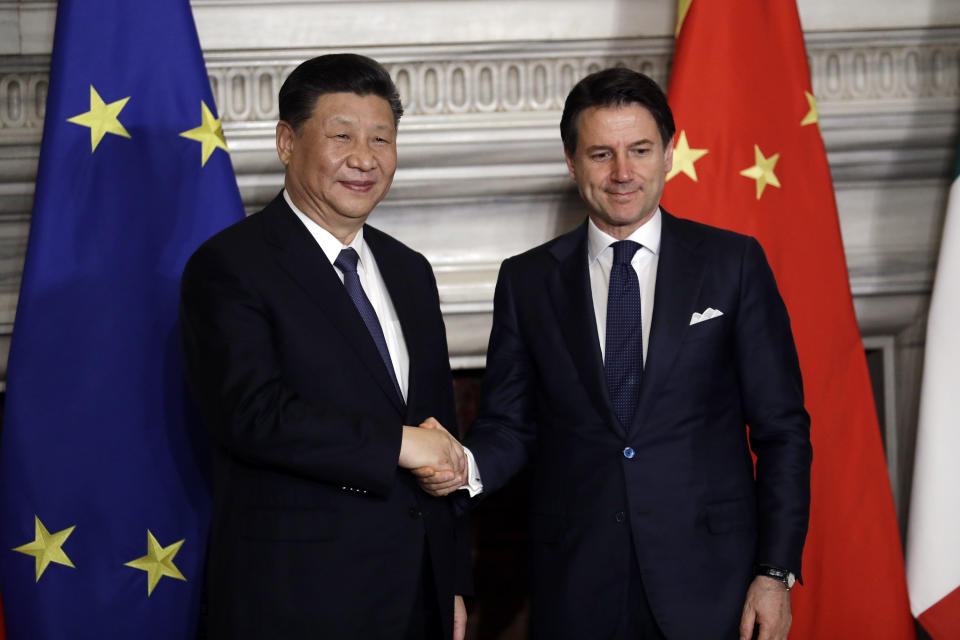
[262,195,405,416]
[547,223,624,438]
[633,211,706,431]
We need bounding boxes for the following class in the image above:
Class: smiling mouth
[340,180,376,193]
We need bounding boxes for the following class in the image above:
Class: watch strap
[755,564,795,590]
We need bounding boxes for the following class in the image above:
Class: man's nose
[611,155,632,182]
[346,143,376,171]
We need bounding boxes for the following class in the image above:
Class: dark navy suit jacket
[463,212,811,639]
[180,193,469,639]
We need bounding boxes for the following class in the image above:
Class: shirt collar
[587,208,662,264]
[284,189,366,266]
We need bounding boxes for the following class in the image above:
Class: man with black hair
[180,54,469,640]
[418,67,811,640]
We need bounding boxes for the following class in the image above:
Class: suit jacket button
[623,446,635,459]
[615,511,625,523]
[409,507,422,519]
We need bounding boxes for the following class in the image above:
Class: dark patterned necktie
[334,248,404,403]
[604,240,643,428]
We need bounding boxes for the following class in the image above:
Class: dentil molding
[2,30,958,133]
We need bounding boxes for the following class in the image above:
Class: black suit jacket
[464,212,811,639]
[180,193,469,639]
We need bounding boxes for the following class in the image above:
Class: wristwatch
[755,564,796,590]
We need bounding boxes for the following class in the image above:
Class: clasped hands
[398,417,468,496]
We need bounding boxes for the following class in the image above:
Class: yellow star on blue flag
[124,530,187,596]
[179,101,229,166]
[67,85,131,152]
[12,516,76,581]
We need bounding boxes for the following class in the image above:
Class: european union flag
[0,1,244,637]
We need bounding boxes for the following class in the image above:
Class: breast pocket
[683,315,728,343]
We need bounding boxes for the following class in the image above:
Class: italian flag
[907,144,960,638]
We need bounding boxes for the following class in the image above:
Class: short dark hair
[278,54,404,131]
[560,67,675,155]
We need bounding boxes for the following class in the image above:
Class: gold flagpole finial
[676,0,693,36]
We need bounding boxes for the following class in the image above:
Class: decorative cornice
[806,28,960,109]
[206,41,674,123]
[2,29,958,134]
[0,55,48,137]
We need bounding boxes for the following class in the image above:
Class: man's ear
[663,136,675,175]
[276,120,295,166]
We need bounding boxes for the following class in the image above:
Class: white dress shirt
[588,209,661,365]
[461,210,664,497]
[284,190,410,402]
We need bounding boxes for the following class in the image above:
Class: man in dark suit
[417,68,812,640]
[180,54,469,640]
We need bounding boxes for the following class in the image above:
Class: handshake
[398,418,469,497]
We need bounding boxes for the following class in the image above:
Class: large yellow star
[801,91,818,126]
[124,530,186,596]
[179,101,229,166]
[666,130,709,182]
[739,145,781,199]
[67,85,131,152]
[12,516,76,581]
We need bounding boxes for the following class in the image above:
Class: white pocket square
[689,307,724,325]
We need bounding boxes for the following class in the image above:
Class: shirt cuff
[458,446,484,497]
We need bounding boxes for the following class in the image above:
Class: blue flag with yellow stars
[0,1,244,637]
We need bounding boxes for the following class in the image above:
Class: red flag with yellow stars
[662,1,915,637]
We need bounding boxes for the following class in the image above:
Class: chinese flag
[661,1,915,637]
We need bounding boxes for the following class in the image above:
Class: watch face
[757,565,795,590]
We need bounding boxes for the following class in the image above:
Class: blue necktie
[334,248,404,403]
[604,240,643,428]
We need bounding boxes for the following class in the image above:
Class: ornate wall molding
[807,29,960,107]
[203,41,675,123]
[2,29,958,133]
[0,56,47,136]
